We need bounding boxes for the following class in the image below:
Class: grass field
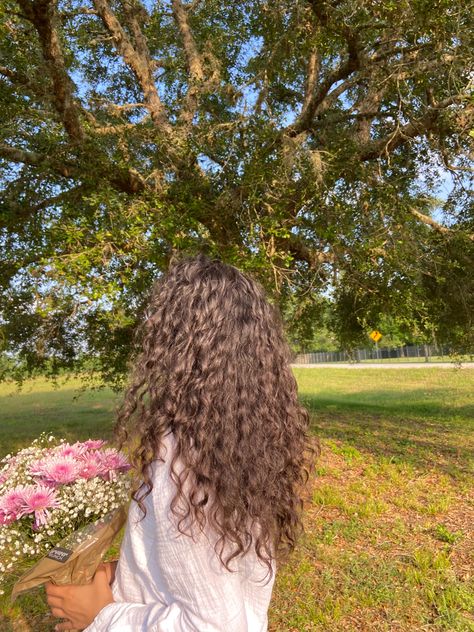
[1,368,473,631]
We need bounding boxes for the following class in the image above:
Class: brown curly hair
[115,253,316,578]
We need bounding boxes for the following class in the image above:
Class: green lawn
[1,369,473,631]
[0,377,120,457]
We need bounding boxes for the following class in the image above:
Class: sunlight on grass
[0,377,120,456]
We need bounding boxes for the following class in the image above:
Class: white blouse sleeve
[88,556,249,631]
[84,436,273,632]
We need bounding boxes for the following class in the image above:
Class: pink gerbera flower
[98,449,131,480]
[82,439,106,450]
[55,442,87,459]
[0,507,15,526]
[0,486,27,525]
[1,486,26,515]
[78,452,107,480]
[17,484,60,527]
[30,455,79,485]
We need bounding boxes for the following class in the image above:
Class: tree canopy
[0,0,473,387]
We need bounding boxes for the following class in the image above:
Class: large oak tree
[0,0,473,386]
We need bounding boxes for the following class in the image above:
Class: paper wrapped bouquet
[0,435,131,601]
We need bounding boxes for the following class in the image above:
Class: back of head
[116,253,314,575]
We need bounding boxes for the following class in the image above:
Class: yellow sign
[369,330,383,343]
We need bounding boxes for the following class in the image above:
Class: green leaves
[0,0,473,386]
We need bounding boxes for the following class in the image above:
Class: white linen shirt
[85,432,275,632]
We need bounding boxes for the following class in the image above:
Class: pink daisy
[30,455,80,485]
[17,484,60,527]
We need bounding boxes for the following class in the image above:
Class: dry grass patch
[269,434,474,632]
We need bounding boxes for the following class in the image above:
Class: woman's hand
[45,565,114,631]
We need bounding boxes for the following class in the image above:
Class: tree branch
[92,117,150,135]
[121,1,151,69]
[184,0,204,12]
[2,186,85,220]
[410,208,474,241]
[291,51,360,135]
[17,0,85,142]
[0,143,76,178]
[171,0,205,126]
[92,0,171,132]
[0,143,146,195]
[302,49,320,115]
[360,96,463,161]
[353,85,384,144]
[0,65,30,86]
[276,233,335,268]
[291,7,361,136]
[172,0,204,82]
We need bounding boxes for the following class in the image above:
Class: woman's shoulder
[129,432,178,527]
[146,431,194,513]
[157,430,176,461]
[147,431,177,485]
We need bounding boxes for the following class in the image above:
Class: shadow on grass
[303,394,474,480]
[300,389,474,422]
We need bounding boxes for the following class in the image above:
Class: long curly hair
[115,253,316,578]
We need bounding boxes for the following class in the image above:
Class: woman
[46,253,315,631]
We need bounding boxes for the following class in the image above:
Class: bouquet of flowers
[0,434,131,600]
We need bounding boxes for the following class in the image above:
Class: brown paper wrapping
[11,505,127,601]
